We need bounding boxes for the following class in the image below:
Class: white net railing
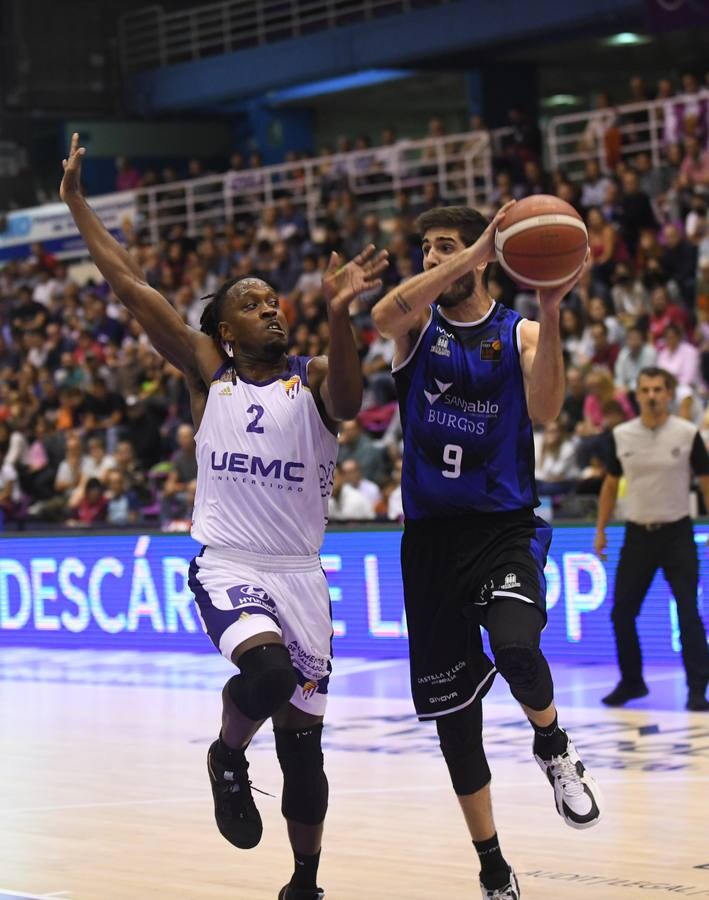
[133,130,493,243]
[547,89,709,178]
[119,0,451,73]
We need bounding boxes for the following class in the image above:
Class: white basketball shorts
[188,545,333,716]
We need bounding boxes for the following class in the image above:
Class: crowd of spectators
[0,70,708,529]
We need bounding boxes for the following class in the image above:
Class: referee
[594,367,709,711]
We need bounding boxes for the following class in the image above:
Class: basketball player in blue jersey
[60,133,388,900]
[372,204,602,900]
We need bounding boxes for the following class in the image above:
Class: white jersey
[191,356,338,556]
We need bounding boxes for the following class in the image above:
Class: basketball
[494,195,588,288]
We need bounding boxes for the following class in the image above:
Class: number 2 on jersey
[246,404,265,433]
[442,443,462,479]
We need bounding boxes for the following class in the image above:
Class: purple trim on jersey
[211,361,232,382]
[236,355,312,387]
[290,354,313,387]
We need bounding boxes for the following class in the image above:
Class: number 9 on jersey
[442,443,463,479]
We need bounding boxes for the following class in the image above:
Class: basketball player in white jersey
[61,133,387,900]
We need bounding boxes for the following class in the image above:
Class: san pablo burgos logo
[424,379,453,405]
[424,378,500,417]
[502,572,521,589]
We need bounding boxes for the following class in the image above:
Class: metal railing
[132,130,493,243]
[547,89,709,178]
[118,0,451,73]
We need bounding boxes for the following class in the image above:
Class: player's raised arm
[309,245,388,423]
[371,202,514,340]
[519,253,590,424]
[60,133,201,374]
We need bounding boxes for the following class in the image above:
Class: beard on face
[437,272,476,308]
[261,333,288,360]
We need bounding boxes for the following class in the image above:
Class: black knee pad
[493,643,553,711]
[227,644,297,721]
[435,704,490,796]
[274,724,328,825]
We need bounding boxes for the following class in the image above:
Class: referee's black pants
[611,517,709,693]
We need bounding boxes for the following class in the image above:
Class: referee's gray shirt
[608,415,709,524]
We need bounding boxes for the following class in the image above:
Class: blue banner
[0,526,707,660]
[0,192,136,261]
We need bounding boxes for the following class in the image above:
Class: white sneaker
[535,736,602,829]
[480,868,520,899]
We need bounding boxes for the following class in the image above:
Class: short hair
[637,366,676,391]
[415,206,488,248]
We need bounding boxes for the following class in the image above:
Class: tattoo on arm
[394,292,412,315]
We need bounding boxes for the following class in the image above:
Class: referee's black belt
[628,516,690,532]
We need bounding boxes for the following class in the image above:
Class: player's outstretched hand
[323,245,389,312]
[476,200,516,264]
[537,248,591,312]
[60,132,86,202]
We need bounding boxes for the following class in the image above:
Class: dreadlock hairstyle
[199,278,239,341]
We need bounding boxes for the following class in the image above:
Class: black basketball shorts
[401,508,552,720]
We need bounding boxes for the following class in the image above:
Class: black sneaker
[278,886,324,899]
[687,692,709,711]
[601,681,649,706]
[207,740,263,849]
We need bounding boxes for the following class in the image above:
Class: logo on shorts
[429,692,458,704]
[302,680,319,700]
[239,585,269,600]
[502,572,521,589]
[288,640,330,680]
[226,584,280,626]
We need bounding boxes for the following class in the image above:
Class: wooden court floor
[1,651,709,900]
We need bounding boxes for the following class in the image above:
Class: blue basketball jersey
[393,302,538,519]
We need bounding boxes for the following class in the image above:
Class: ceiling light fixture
[542,94,582,108]
[603,32,652,46]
